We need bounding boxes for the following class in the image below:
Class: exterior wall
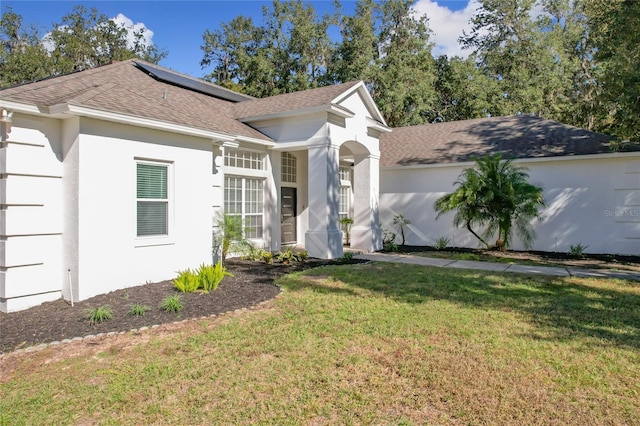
[1,114,64,311]
[380,154,640,255]
[247,90,384,257]
[71,118,216,301]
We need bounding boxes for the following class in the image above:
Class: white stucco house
[0,60,388,312]
[378,115,640,254]
[1,59,638,312]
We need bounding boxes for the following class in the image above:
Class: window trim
[134,159,174,247]
[224,175,265,241]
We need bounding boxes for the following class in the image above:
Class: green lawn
[2,263,639,425]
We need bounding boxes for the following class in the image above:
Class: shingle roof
[380,115,617,167]
[233,81,362,120]
[0,59,271,141]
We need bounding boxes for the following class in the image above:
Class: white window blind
[137,163,168,237]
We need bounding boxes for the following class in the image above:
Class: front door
[281,187,297,244]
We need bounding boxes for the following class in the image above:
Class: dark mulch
[0,259,338,354]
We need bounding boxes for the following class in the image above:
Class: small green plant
[339,217,354,246]
[296,250,309,262]
[393,214,411,246]
[160,295,183,312]
[240,241,264,261]
[339,252,354,262]
[383,228,398,252]
[128,303,151,317]
[198,261,233,293]
[173,268,200,293]
[86,305,113,325]
[215,213,245,262]
[434,236,450,250]
[569,243,588,258]
[277,246,296,264]
[262,251,273,265]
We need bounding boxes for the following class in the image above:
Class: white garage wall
[380,153,640,255]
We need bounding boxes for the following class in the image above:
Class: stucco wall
[72,118,216,301]
[380,154,640,255]
[1,114,64,311]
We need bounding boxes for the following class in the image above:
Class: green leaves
[434,154,545,250]
[173,261,233,293]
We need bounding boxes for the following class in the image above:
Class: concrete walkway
[354,252,640,282]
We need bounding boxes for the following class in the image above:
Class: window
[339,186,351,220]
[137,162,168,237]
[281,152,297,183]
[224,176,264,239]
[339,166,352,220]
[224,149,264,170]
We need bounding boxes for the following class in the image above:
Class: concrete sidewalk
[354,253,640,282]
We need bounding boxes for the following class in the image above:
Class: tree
[48,6,166,74]
[370,0,437,127]
[0,7,53,87]
[201,0,334,96]
[585,0,640,142]
[434,154,545,250]
[0,6,166,87]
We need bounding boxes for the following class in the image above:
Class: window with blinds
[137,163,169,237]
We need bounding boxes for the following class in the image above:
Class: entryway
[281,187,297,244]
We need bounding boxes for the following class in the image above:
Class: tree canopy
[1,0,638,140]
[0,5,166,88]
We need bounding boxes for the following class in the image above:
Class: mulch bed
[0,258,336,354]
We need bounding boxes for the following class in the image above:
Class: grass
[2,263,640,424]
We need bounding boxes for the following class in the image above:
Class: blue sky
[2,0,477,78]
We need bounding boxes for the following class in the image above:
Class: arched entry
[339,141,382,252]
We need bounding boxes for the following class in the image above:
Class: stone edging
[0,289,284,360]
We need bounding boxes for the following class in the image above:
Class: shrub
[383,229,398,252]
[339,252,354,262]
[86,305,113,325]
[198,261,233,293]
[173,269,200,293]
[569,243,588,258]
[128,303,151,317]
[277,247,296,264]
[296,250,309,262]
[240,241,263,261]
[434,236,450,250]
[160,295,183,312]
[262,251,273,265]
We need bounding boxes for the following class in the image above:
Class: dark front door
[281,187,297,244]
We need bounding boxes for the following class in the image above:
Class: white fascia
[332,81,389,127]
[239,104,354,124]
[0,100,42,115]
[55,103,274,147]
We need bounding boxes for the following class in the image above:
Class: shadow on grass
[288,262,640,349]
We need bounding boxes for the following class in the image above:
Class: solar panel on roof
[134,61,252,103]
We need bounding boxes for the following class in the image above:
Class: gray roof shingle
[233,81,361,120]
[380,115,617,167]
[0,59,271,141]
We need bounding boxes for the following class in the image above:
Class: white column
[350,153,382,252]
[305,142,343,259]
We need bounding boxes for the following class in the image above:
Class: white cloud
[412,0,480,59]
[111,13,154,50]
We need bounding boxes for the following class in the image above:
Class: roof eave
[238,104,354,123]
[332,81,388,127]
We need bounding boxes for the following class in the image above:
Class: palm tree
[434,154,545,250]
